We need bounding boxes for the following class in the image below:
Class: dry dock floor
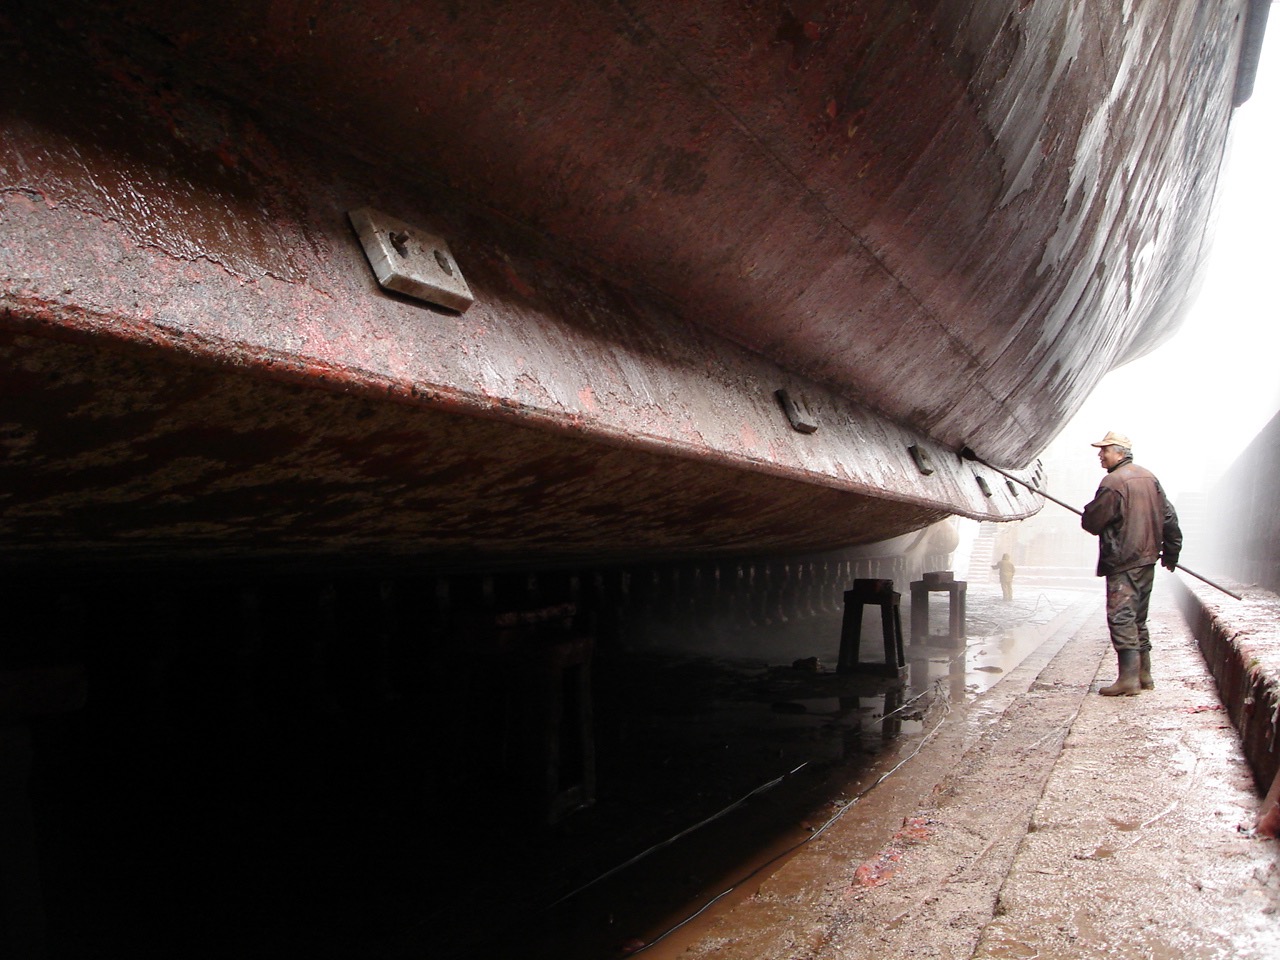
[640,585,1280,960]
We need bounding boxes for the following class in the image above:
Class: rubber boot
[1100,649,1142,696]
[1139,650,1154,690]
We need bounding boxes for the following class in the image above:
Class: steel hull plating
[0,0,1253,573]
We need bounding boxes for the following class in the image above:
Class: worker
[992,553,1015,600]
[1080,431,1182,696]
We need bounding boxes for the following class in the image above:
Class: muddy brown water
[26,582,1094,959]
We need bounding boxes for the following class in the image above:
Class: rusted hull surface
[0,328,959,572]
[0,133,1029,570]
[0,0,1249,570]
[4,0,1240,464]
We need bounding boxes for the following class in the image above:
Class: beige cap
[1090,430,1132,449]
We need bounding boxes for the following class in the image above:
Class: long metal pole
[962,448,1243,601]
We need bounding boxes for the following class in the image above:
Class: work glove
[1160,553,1178,571]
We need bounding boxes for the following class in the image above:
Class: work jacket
[1081,458,1182,576]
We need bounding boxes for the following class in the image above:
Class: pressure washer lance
[959,447,1243,601]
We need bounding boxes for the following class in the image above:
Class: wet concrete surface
[392,581,1128,960]
[634,582,1280,960]
[23,579,1278,959]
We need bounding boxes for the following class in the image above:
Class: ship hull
[0,0,1254,572]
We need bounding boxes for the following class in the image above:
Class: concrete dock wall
[1173,577,1280,797]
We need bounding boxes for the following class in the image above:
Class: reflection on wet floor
[448,582,1100,960]
[917,588,1090,697]
[26,579,1100,960]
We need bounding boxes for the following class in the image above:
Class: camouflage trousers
[1104,564,1155,652]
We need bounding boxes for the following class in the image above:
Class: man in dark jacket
[1081,431,1183,696]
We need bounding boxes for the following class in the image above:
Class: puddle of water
[516,586,1095,957]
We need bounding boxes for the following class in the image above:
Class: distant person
[1080,431,1182,696]
[992,553,1015,601]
